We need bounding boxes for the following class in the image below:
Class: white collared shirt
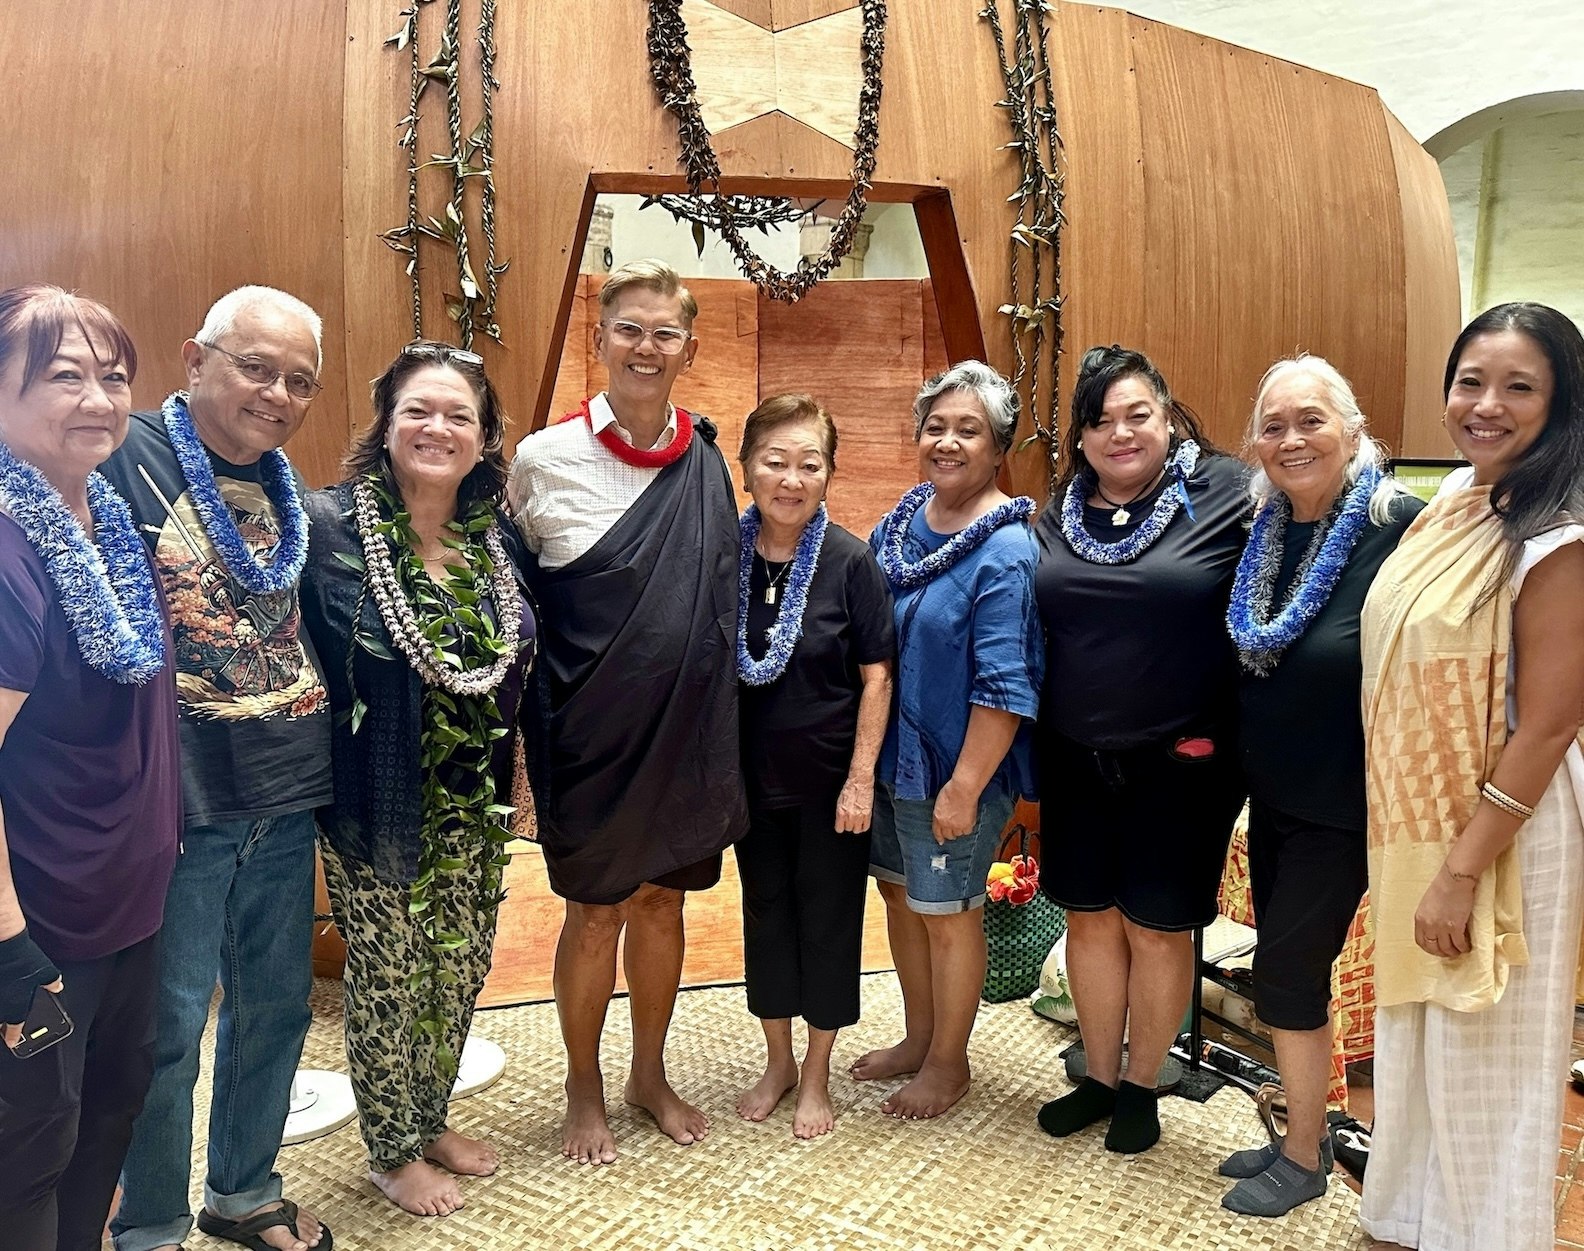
[508,393,679,571]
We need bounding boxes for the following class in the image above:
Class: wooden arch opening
[537,176,988,538]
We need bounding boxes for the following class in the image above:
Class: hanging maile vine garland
[639,193,824,258]
[380,0,508,347]
[982,0,1066,495]
[645,0,888,304]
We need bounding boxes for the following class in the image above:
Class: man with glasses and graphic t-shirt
[509,258,747,1167]
[100,286,331,1251]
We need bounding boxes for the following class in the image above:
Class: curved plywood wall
[1,1,1458,498]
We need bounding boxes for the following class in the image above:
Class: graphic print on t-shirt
[151,479,327,722]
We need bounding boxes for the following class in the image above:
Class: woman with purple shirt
[0,285,180,1249]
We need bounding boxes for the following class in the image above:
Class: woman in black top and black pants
[1218,355,1422,1217]
[732,394,894,1139]
[1034,346,1249,1156]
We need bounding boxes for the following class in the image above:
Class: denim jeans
[111,809,316,1251]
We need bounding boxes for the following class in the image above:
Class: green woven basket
[983,891,1067,1003]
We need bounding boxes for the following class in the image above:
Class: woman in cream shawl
[1359,302,1584,1251]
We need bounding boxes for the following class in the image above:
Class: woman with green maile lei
[298,341,535,1219]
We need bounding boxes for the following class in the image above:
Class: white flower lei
[351,477,520,695]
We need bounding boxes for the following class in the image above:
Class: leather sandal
[196,1200,333,1251]
[1255,1081,1287,1141]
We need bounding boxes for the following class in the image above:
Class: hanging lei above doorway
[1057,440,1200,566]
[1228,464,1381,677]
[161,393,309,594]
[349,472,523,1078]
[877,483,1036,590]
[0,442,165,684]
[645,0,888,303]
[737,502,828,686]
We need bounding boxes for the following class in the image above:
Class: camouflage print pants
[320,838,499,1172]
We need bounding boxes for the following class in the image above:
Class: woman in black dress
[1034,345,1248,1155]
[732,393,894,1138]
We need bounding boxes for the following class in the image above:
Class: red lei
[574,398,694,469]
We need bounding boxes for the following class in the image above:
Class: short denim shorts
[867,780,1016,914]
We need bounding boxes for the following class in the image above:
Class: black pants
[0,933,161,1251]
[1247,801,1369,1031]
[737,798,870,1032]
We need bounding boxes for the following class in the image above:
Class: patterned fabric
[1360,514,1584,1251]
[320,838,498,1172]
[1360,764,1584,1251]
[508,394,683,571]
[1360,486,1524,1010]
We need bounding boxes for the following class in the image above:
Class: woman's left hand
[931,778,980,844]
[1414,870,1476,958]
[836,777,875,834]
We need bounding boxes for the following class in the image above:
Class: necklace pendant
[1111,507,1130,526]
[764,585,777,606]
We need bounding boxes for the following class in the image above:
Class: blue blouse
[871,506,1043,802]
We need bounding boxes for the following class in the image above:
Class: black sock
[1104,1079,1161,1153]
[1037,1076,1117,1138]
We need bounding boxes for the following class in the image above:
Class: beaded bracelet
[1481,781,1537,821]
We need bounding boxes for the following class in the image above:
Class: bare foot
[737,1058,798,1122]
[370,1159,464,1216]
[793,1079,836,1139]
[424,1128,499,1176]
[198,1200,327,1250]
[624,1075,710,1144]
[881,1060,970,1120]
[563,1077,618,1165]
[850,1038,928,1082]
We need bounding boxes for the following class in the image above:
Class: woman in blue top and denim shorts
[856,360,1043,1121]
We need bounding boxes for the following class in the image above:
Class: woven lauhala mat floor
[178,974,1368,1251]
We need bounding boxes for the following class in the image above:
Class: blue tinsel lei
[1227,463,1381,676]
[737,503,827,686]
[877,483,1036,590]
[0,441,166,684]
[1057,440,1201,565]
[161,392,308,595]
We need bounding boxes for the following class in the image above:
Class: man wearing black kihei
[509,259,746,1165]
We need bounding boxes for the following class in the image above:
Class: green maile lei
[343,473,522,1080]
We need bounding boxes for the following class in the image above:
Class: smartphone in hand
[11,987,72,1059]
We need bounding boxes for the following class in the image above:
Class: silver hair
[1245,354,1413,525]
[912,360,1018,453]
[196,286,324,372]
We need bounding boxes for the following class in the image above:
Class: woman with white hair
[854,360,1043,1120]
[1217,354,1421,1217]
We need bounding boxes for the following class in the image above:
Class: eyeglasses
[600,320,691,355]
[202,342,322,400]
[401,341,484,368]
